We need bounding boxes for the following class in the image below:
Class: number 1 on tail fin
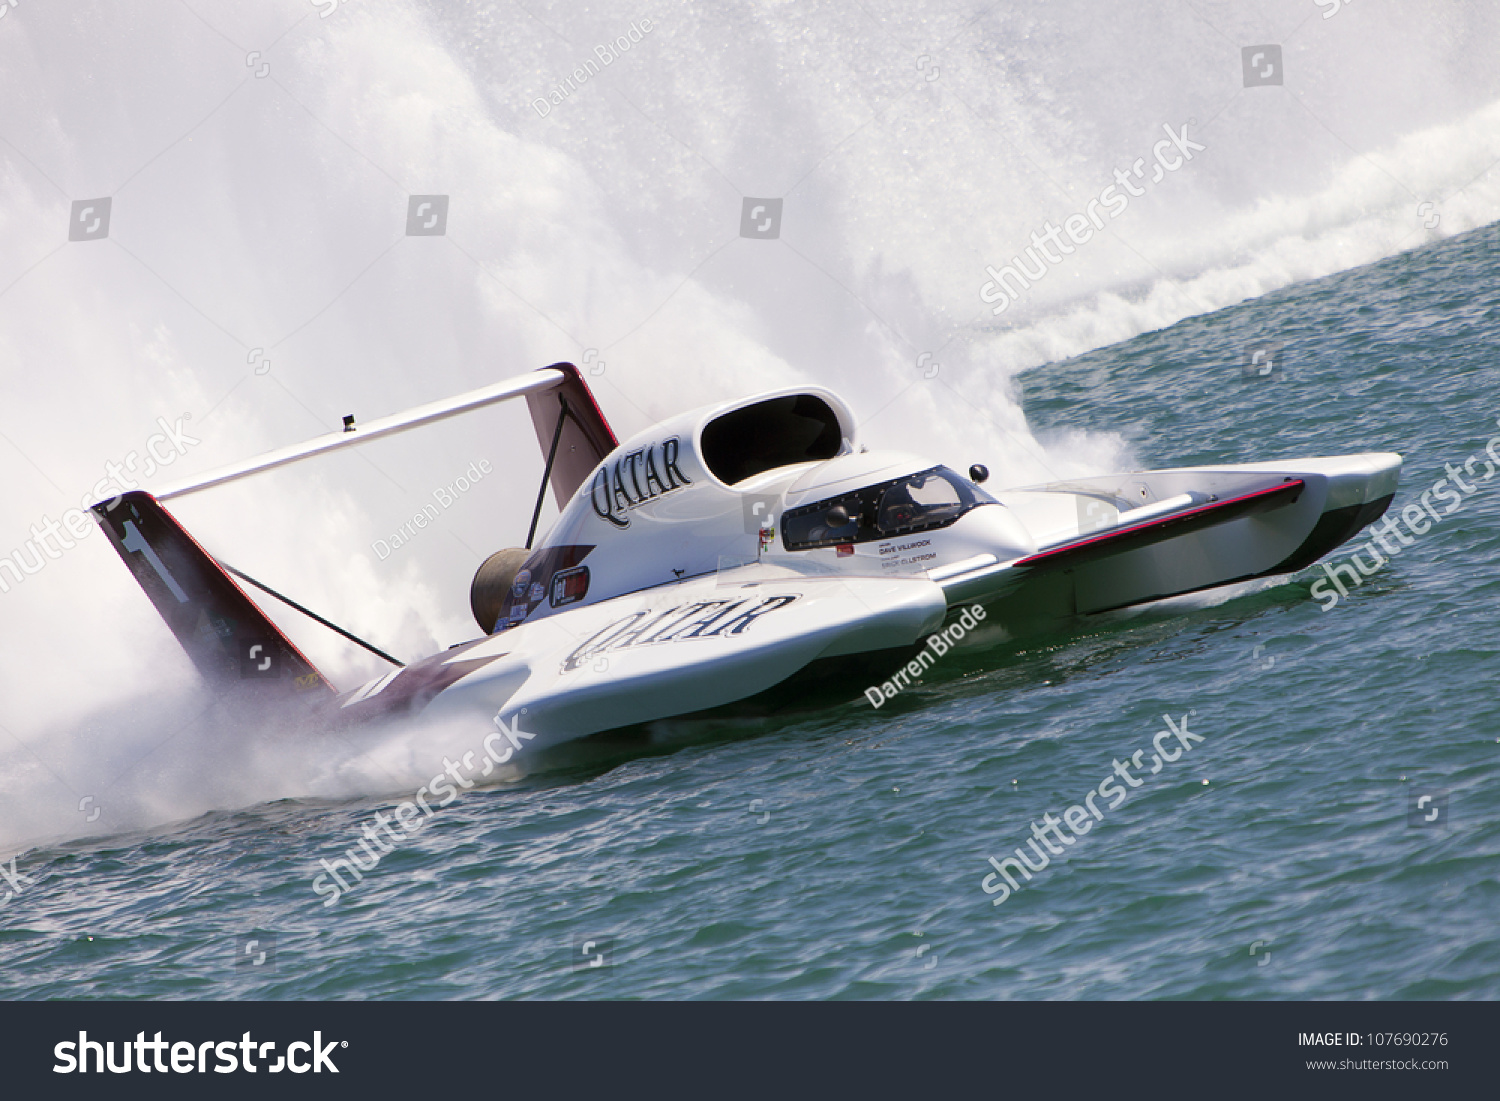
[92,492,335,697]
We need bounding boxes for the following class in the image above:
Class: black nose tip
[969,464,989,484]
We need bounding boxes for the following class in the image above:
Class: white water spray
[1,0,1497,850]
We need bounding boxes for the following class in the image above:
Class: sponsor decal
[550,565,590,607]
[497,545,594,628]
[588,436,692,529]
[561,594,798,672]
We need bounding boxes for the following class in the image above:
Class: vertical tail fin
[525,362,617,509]
[92,492,335,697]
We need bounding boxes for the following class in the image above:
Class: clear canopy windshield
[781,465,996,551]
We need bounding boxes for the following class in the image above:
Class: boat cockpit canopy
[781,465,997,550]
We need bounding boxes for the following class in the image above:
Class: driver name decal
[589,436,692,529]
[562,594,798,672]
[878,537,937,569]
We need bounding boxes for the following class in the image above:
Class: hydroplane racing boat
[93,364,1401,758]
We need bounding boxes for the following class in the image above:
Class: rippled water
[4,222,1498,1000]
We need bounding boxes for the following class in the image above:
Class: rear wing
[92,491,335,696]
[153,364,611,504]
[98,365,615,696]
